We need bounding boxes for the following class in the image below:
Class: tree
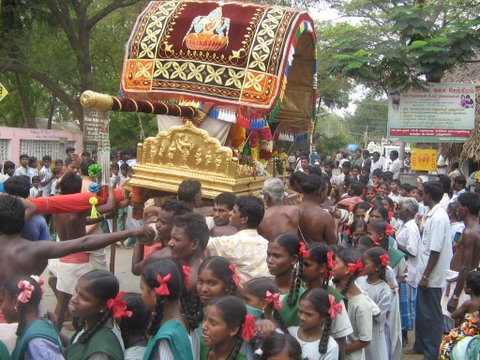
[0,0,146,126]
[322,0,480,90]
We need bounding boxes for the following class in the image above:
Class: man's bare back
[451,223,480,272]
[298,201,336,244]
[258,205,300,241]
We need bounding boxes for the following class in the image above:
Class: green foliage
[315,133,350,158]
[324,0,480,88]
[314,113,352,155]
[109,112,157,151]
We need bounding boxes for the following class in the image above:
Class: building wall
[0,127,83,164]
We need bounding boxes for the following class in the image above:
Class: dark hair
[370,201,389,221]
[423,181,444,202]
[466,271,480,296]
[54,159,63,166]
[358,235,374,249]
[3,161,15,174]
[437,174,451,195]
[64,158,75,166]
[190,256,238,327]
[59,172,82,194]
[141,259,184,336]
[255,332,302,360]
[120,163,130,171]
[3,276,42,335]
[207,296,247,360]
[400,183,413,192]
[178,180,201,203]
[80,159,96,176]
[236,195,265,228]
[118,292,149,348]
[350,219,367,237]
[243,277,286,330]
[349,181,365,196]
[301,288,333,354]
[342,161,351,168]
[19,154,29,161]
[390,179,401,186]
[4,175,30,198]
[0,196,25,234]
[214,192,237,210]
[171,212,209,250]
[368,220,390,251]
[390,150,399,159]
[73,270,119,344]
[458,192,480,216]
[31,176,40,183]
[372,168,383,178]
[271,233,304,307]
[28,157,37,167]
[364,247,388,283]
[301,174,324,195]
[336,248,364,295]
[325,161,335,169]
[354,201,371,214]
[81,151,91,158]
[111,163,119,171]
[66,146,75,153]
[305,242,330,288]
[381,196,394,210]
[454,175,467,188]
[160,199,192,216]
[289,171,306,190]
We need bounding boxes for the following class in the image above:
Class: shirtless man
[210,192,237,237]
[298,174,337,244]
[445,193,480,314]
[131,200,192,275]
[53,172,116,330]
[258,177,300,241]
[0,194,152,296]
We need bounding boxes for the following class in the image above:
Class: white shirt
[39,166,53,197]
[388,158,402,179]
[396,219,421,287]
[370,160,383,173]
[415,204,452,288]
[208,229,270,284]
[288,326,339,360]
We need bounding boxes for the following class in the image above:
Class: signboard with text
[388,83,475,142]
[0,82,8,102]
[411,149,437,171]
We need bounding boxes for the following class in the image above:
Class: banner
[388,83,475,142]
[0,82,8,102]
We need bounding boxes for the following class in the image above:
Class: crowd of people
[0,145,479,360]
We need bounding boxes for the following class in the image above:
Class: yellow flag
[0,82,8,102]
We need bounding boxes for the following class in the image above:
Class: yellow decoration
[89,196,100,219]
[411,149,438,171]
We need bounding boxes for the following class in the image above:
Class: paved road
[40,246,424,359]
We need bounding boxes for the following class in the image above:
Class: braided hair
[141,259,184,337]
[243,277,287,330]
[206,296,247,360]
[301,288,333,354]
[335,248,364,296]
[254,332,303,360]
[270,233,305,307]
[190,256,238,325]
[364,247,389,283]
[118,292,149,348]
[368,220,390,252]
[2,276,42,335]
[73,270,119,344]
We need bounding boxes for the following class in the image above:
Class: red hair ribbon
[387,211,394,223]
[154,273,172,296]
[348,204,355,213]
[347,258,364,275]
[344,228,351,237]
[326,251,335,271]
[328,294,343,320]
[385,223,394,236]
[242,314,256,342]
[299,242,310,259]
[182,265,191,287]
[264,290,282,310]
[106,291,132,320]
[17,280,34,304]
[379,254,390,267]
[229,264,241,287]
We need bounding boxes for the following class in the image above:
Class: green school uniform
[143,320,193,360]
[279,286,306,327]
[0,340,10,360]
[67,327,123,360]
[200,344,248,360]
[11,318,62,360]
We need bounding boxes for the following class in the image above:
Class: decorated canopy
[121,0,317,137]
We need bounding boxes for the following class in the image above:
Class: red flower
[106,291,133,320]
[347,258,364,275]
[385,223,394,236]
[379,254,390,267]
[242,314,256,342]
[326,251,335,271]
[17,280,34,304]
[154,274,172,296]
[298,242,310,259]
[229,264,241,287]
[182,265,191,287]
[264,290,282,310]
[328,294,343,320]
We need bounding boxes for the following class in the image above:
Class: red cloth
[60,253,90,263]
[144,243,164,259]
[29,188,125,214]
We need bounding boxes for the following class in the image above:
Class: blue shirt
[22,215,51,241]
